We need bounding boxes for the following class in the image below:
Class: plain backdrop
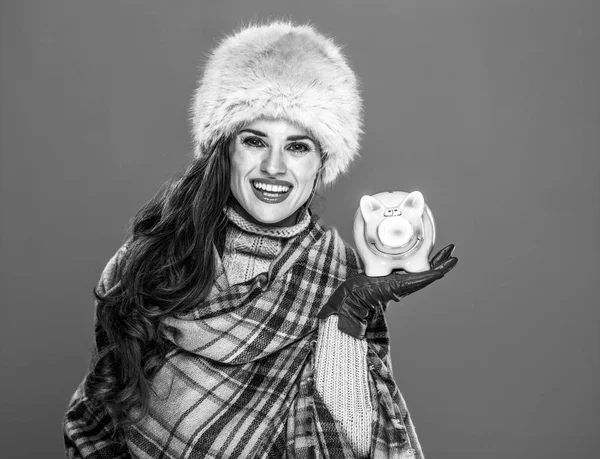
[1,1,599,458]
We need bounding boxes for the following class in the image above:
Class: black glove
[317,244,458,339]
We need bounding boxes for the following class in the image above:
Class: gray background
[1,1,598,458]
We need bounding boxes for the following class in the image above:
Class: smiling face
[229,118,323,225]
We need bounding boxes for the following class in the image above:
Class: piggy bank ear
[400,191,425,216]
[360,195,385,220]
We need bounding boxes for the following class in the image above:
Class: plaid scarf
[64,214,424,458]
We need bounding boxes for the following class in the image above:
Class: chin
[244,198,300,224]
[253,207,292,224]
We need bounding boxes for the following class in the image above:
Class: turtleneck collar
[224,205,312,239]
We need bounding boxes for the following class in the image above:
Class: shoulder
[97,240,131,296]
[310,215,364,278]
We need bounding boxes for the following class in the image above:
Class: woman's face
[229,118,322,225]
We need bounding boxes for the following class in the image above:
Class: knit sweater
[223,206,372,458]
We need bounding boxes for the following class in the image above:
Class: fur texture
[191,21,363,185]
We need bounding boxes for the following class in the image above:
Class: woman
[63,21,457,459]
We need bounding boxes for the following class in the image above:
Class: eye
[286,142,312,155]
[241,136,265,148]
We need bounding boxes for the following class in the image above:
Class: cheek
[228,154,246,199]
[229,163,241,183]
[229,151,250,181]
[298,173,317,191]
[295,156,321,187]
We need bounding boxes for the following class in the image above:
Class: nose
[377,218,413,248]
[260,147,287,176]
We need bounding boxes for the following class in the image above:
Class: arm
[313,315,372,458]
[63,381,131,459]
[63,244,131,459]
[314,245,457,458]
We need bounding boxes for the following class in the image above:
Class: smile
[370,237,422,257]
[250,179,293,204]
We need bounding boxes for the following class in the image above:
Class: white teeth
[253,181,290,193]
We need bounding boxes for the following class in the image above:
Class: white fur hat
[191,21,363,185]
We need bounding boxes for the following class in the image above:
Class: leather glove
[317,244,458,339]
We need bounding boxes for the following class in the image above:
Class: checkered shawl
[64,215,424,459]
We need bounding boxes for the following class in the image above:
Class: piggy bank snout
[377,218,414,249]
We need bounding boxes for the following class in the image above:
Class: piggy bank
[353,191,436,276]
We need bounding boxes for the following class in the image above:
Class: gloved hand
[317,244,458,339]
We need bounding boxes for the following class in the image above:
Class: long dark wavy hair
[85,138,232,428]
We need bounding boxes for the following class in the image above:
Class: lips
[250,178,293,204]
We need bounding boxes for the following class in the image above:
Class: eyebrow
[238,129,315,143]
[238,128,267,137]
[287,135,314,142]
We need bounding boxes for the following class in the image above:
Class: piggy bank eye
[384,209,393,217]
[393,209,401,216]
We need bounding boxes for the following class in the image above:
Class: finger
[433,257,458,275]
[430,244,455,266]
[392,269,443,290]
[400,271,443,295]
[430,244,455,267]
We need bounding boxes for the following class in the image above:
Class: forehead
[240,117,312,138]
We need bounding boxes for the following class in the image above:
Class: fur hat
[191,21,363,185]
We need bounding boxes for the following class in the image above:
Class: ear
[360,195,385,220]
[400,191,425,216]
